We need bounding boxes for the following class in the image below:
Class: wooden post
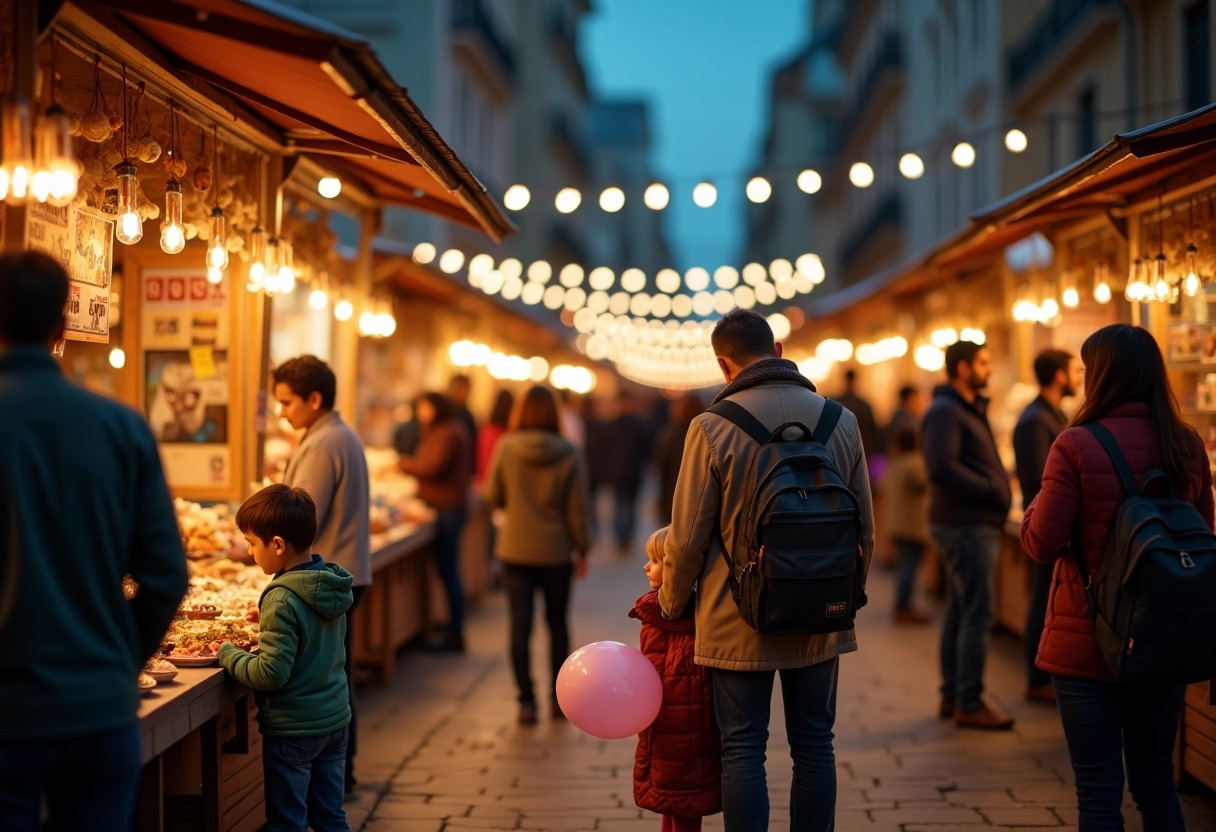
[335,206,381,422]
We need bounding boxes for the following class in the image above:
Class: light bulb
[309,288,328,309]
[555,187,581,213]
[206,266,223,285]
[32,105,76,205]
[246,227,267,291]
[317,176,341,199]
[898,153,924,179]
[160,179,185,254]
[114,162,143,244]
[1004,129,1028,153]
[277,241,295,293]
[1184,244,1202,296]
[1062,287,1080,308]
[2,95,33,204]
[207,207,228,270]
[334,298,353,321]
[951,142,976,168]
[247,261,266,292]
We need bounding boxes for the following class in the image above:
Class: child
[218,484,354,832]
[885,426,930,624]
[628,526,722,832]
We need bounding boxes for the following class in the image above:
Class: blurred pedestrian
[885,426,930,624]
[448,374,478,465]
[274,353,371,792]
[653,392,704,526]
[882,385,923,454]
[398,392,473,652]
[0,252,188,829]
[476,389,514,489]
[836,368,879,462]
[1022,324,1212,830]
[558,389,586,448]
[1013,349,1082,705]
[484,386,591,723]
[603,390,653,553]
[393,396,421,456]
[630,526,721,832]
[923,340,1013,730]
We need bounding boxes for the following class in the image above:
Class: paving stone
[978,807,1063,826]
[870,806,987,825]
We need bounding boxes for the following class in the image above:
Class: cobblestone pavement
[342,521,1216,831]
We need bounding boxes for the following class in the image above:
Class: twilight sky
[582,0,808,271]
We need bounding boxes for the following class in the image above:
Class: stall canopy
[55,0,515,241]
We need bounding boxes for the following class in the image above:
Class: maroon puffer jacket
[1021,404,1214,681]
[629,591,722,817]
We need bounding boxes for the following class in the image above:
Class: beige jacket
[659,382,875,670]
[883,452,930,544]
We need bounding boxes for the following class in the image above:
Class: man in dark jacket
[836,368,880,461]
[1013,348,1081,705]
[923,340,1013,730]
[602,390,653,553]
[0,252,188,828]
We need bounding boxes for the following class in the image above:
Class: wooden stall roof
[809,103,1216,316]
[61,0,515,241]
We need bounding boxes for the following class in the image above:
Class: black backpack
[1073,423,1216,685]
[708,398,866,636]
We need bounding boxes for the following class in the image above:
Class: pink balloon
[556,641,663,739]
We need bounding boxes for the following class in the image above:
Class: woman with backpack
[1021,323,1214,831]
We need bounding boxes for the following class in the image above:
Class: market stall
[0,0,510,828]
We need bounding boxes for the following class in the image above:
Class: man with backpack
[660,309,874,832]
[923,340,1014,730]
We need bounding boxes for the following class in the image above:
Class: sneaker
[1026,683,1056,704]
[518,704,538,725]
[894,608,931,625]
[939,699,955,719]
[954,703,1015,730]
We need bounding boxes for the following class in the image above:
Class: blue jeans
[434,508,468,634]
[0,723,140,831]
[711,658,839,832]
[263,726,350,832]
[931,523,1001,711]
[893,538,925,611]
[1053,675,1186,832]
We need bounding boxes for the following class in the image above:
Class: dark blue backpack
[1074,423,1216,684]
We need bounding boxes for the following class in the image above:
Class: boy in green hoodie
[219,484,354,832]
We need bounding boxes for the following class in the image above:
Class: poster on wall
[27,205,114,343]
[142,268,233,491]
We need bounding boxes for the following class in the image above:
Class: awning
[60,0,515,241]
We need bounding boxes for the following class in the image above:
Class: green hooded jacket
[220,556,353,737]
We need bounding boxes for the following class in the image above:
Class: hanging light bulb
[278,240,295,294]
[1,95,33,203]
[247,226,267,291]
[1093,262,1112,304]
[206,266,223,285]
[334,282,354,321]
[1061,267,1080,308]
[159,179,185,254]
[1125,258,1146,303]
[114,161,143,245]
[1184,243,1203,296]
[309,272,330,310]
[263,238,281,294]
[206,206,229,270]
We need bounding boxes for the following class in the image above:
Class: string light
[1005,129,1028,153]
[599,186,625,212]
[951,142,976,168]
[317,176,341,199]
[745,176,772,203]
[899,153,925,179]
[643,182,669,210]
[797,169,822,194]
[848,162,874,188]
[692,182,718,208]
[555,187,581,213]
[503,184,530,211]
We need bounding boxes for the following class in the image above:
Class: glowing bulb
[108,347,126,369]
[745,176,772,203]
[555,187,582,213]
[1005,129,1028,153]
[848,162,874,188]
[438,249,465,274]
[503,184,531,211]
[317,176,341,199]
[413,242,436,264]
[310,288,328,309]
[599,186,625,212]
[113,161,143,244]
[335,298,354,321]
[1184,244,1203,296]
[117,210,143,245]
[899,153,924,179]
[655,268,681,294]
[160,222,185,254]
[207,207,228,270]
[951,142,976,168]
[644,182,669,210]
[1062,287,1080,308]
[797,169,822,194]
[207,266,223,285]
[692,182,717,208]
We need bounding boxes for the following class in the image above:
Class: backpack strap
[707,400,771,445]
[813,399,844,444]
[1083,422,1139,499]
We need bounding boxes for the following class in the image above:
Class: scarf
[712,357,817,404]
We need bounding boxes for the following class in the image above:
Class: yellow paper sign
[189,346,217,380]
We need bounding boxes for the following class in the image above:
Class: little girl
[629,526,721,832]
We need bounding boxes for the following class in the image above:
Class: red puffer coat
[1021,404,1215,681]
[630,591,722,817]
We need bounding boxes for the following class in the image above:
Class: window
[1185,1,1211,111]
[1077,86,1096,156]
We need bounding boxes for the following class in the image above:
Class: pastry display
[174,498,239,558]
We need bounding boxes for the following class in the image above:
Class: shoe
[894,608,930,625]
[939,699,955,719]
[954,703,1015,730]
[1026,683,1056,704]
[518,704,538,725]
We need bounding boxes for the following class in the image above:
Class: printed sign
[27,205,113,343]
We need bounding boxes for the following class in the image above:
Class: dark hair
[892,426,918,454]
[272,355,336,410]
[711,309,776,363]
[511,385,561,433]
[944,341,983,380]
[418,391,453,424]
[235,484,317,553]
[898,385,918,403]
[1033,349,1073,388]
[672,391,704,425]
[1071,324,1201,486]
[0,251,69,344]
[489,389,514,427]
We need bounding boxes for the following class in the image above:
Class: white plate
[145,668,179,682]
[166,655,219,667]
